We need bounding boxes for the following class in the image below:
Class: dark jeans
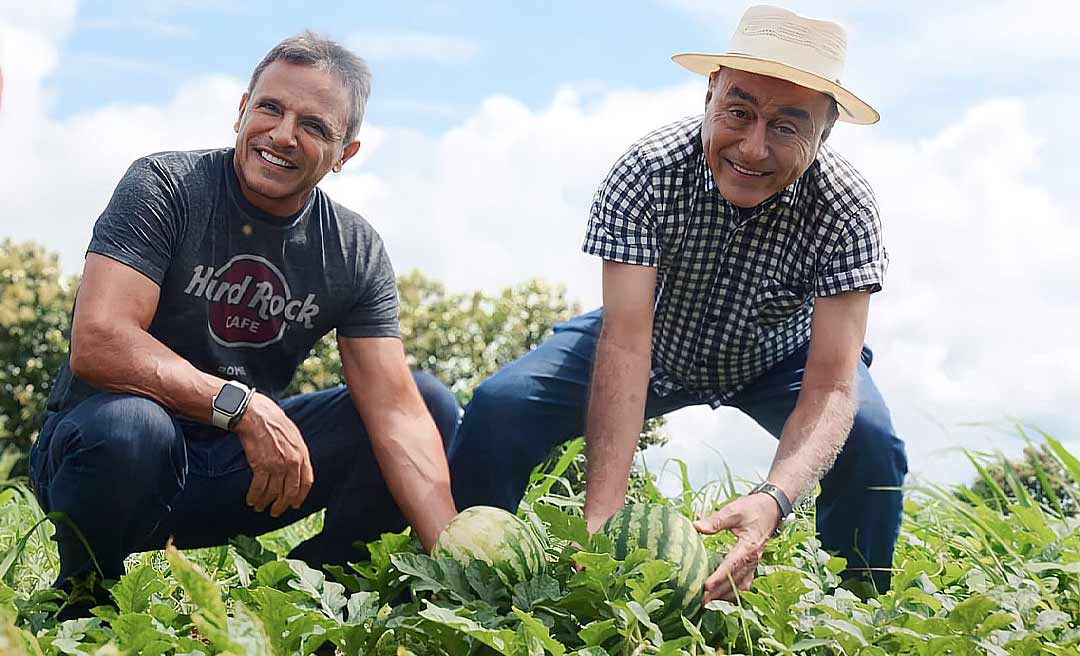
[29,372,461,586]
[449,309,908,592]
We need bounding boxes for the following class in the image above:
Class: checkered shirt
[583,115,887,407]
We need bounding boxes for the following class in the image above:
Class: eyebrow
[257,94,338,136]
[726,86,812,121]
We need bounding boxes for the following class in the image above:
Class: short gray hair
[248,31,371,142]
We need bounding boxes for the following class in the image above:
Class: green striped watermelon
[601,503,709,617]
[432,506,546,584]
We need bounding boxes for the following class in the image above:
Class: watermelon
[601,503,709,617]
[432,506,546,584]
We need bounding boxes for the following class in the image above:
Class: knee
[412,371,461,449]
[61,394,180,469]
[841,414,909,482]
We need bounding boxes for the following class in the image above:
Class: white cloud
[349,31,480,63]
[2,3,1077,497]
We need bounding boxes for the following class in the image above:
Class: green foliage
[1,433,1080,653]
[964,436,1079,516]
[0,240,77,456]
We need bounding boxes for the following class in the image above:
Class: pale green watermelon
[432,506,546,584]
[601,503,709,617]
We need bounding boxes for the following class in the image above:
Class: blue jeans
[29,372,461,586]
[449,309,908,591]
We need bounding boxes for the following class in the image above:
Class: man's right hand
[233,393,314,517]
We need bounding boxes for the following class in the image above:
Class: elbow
[69,319,116,382]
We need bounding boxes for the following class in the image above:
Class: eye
[256,101,280,115]
[729,108,749,120]
[302,121,328,137]
[773,124,797,137]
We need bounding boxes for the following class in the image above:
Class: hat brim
[671,53,879,125]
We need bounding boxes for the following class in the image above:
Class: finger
[247,471,271,509]
[260,472,286,514]
[295,448,314,509]
[694,509,740,535]
[272,464,301,518]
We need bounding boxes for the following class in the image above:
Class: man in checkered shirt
[449,5,907,602]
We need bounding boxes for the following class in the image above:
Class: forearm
[766,384,856,503]
[583,329,652,530]
[368,407,456,551]
[70,322,225,423]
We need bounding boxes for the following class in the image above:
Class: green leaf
[512,575,564,611]
[418,602,516,654]
[947,595,998,634]
[532,504,589,547]
[512,607,566,655]
[391,553,476,603]
[165,543,241,654]
[110,563,170,615]
[227,601,274,655]
[111,612,173,656]
[287,558,348,620]
[578,618,618,646]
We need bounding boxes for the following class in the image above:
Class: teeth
[731,161,767,176]
[259,150,294,168]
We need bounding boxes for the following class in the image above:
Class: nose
[738,119,769,161]
[268,113,298,149]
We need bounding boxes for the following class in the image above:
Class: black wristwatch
[749,482,793,536]
[211,380,254,430]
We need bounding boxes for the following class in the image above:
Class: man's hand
[234,393,314,517]
[695,493,780,603]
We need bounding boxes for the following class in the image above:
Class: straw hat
[672,5,879,124]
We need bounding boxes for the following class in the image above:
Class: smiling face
[701,67,836,208]
[232,61,360,216]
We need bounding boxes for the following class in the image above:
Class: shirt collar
[699,151,804,218]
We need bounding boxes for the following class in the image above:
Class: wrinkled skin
[702,67,836,208]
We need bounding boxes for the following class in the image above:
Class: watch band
[749,482,793,535]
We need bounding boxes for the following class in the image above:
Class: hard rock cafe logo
[182,255,320,348]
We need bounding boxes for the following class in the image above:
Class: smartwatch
[749,482,793,536]
[211,380,254,430]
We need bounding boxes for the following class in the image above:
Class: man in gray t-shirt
[30,33,460,616]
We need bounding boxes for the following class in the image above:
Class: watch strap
[749,482,793,535]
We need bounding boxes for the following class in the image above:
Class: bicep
[601,260,657,350]
[74,253,161,335]
[803,291,870,389]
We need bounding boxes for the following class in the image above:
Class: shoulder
[621,115,704,176]
[125,149,228,190]
[801,144,878,222]
[320,192,386,248]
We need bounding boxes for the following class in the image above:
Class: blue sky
[3,0,1079,489]
[46,1,1062,140]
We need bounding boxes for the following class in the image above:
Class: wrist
[748,482,793,536]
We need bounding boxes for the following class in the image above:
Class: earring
[333,163,342,173]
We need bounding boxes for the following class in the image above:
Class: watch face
[214,384,247,414]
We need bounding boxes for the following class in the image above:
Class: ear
[234,92,249,133]
[336,139,362,170]
[705,70,718,109]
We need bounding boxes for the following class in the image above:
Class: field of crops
[1,436,1078,655]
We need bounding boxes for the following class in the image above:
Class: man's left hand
[694,493,780,603]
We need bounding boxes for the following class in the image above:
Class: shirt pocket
[754,277,809,327]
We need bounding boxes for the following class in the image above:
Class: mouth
[255,148,297,170]
[727,159,771,178]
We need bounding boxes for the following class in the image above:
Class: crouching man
[30,32,459,615]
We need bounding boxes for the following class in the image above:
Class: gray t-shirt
[47,148,399,413]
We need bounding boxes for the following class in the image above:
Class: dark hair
[248,31,371,142]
